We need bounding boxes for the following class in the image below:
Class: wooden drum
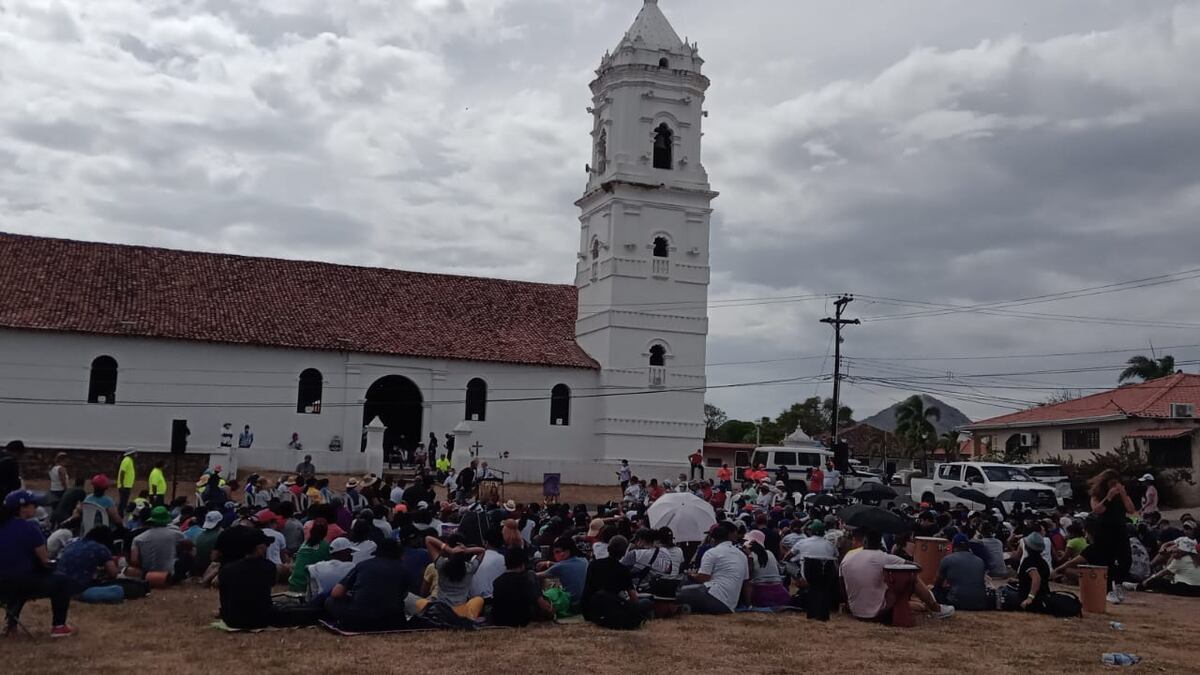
[884,563,921,628]
[1078,565,1108,614]
[914,537,949,586]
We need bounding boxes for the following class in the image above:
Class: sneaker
[936,604,956,619]
[50,625,77,639]
[1106,591,1123,605]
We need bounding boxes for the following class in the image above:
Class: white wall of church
[0,329,628,483]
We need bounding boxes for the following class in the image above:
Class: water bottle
[1101,653,1141,666]
[1109,621,1125,631]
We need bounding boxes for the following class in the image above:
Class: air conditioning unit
[1020,433,1039,448]
[1170,403,1196,418]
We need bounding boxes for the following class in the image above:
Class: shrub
[1045,440,1195,510]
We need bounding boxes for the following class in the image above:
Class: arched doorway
[362,376,423,462]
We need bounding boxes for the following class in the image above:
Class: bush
[1045,441,1195,509]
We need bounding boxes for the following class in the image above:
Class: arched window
[550,384,571,426]
[658,57,670,68]
[649,345,667,367]
[653,236,669,258]
[591,238,601,260]
[297,368,323,414]
[653,123,673,170]
[88,355,118,404]
[465,378,488,421]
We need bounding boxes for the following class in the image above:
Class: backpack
[1043,591,1082,618]
[542,586,573,618]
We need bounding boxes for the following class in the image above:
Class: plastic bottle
[1101,653,1141,666]
[1110,621,1125,631]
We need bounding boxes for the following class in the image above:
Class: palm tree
[937,431,962,462]
[894,395,942,470]
[1119,355,1176,383]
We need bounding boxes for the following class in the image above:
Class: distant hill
[859,395,973,436]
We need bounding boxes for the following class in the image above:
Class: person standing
[809,465,825,495]
[1139,474,1160,518]
[148,459,168,507]
[445,433,455,463]
[617,459,632,493]
[716,463,733,492]
[428,433,439,469]
[0,440,25,497]
[117,449,137,515]
[238,425,255,449]
[688,449,705,481]
[48,453,70,503]
[295,455,316,481]
[822,461,841,494]
[1089,469,1136,604]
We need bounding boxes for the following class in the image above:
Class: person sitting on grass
[491,548,554,627]
[126,506,189,583]
[0,490,77,638]
[325,539,409,631]
[56,525,119,593]
[1137,537,1200,597]
[289,521,331,593]
[841,529,955,621]
[743,530,790,608]
[537,536,589,612]
[933,534,990,611]
[307,538,359,603]
[1007,532,1052,612]
[582,535,650,628]
[418,534,486,619]
[219,529,316,630]
[677,522,748,615]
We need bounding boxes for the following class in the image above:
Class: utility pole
[821,295,860,452]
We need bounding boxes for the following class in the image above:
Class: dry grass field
[4,583,1195,674]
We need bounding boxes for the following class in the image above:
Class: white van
[748,446,882,492]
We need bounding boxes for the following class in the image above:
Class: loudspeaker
[171,419,190,455]
[833,442,850,473]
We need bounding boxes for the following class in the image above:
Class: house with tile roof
[964,373,1200,504]
[0,2,716,485]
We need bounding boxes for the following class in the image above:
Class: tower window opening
[652,236,669,258]
[649,345,666,367]
[658,57,669,68]
[653,123,673,170]
[591,238,601,260]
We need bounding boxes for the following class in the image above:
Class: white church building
[0,1,717,486]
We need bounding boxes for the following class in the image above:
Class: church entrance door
[362,376,423,463]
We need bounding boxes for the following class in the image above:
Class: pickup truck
[910,462,1059,511]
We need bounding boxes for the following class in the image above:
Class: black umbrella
[947,485,994,507]
[811,493,840,507]
[839,505,912,534]
[853,483,898,501]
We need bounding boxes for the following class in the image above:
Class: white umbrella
[647,491,717,543]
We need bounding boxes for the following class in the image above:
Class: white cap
[417,501,430,510]
[1176,537,1197,555]
[330,537,357,554]
[1139,473,1154,482]
[202,511,223,530]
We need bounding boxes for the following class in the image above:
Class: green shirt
[118,457,136,489]
[1067,537,1088,556]
[288,540,331,592]
[194,528,221,572]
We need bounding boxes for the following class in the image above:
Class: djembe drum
[1078,565,1109,614]
[884,563,921,627]
[478,478,503,504]
[914,537,948,585]
[803,555,839,621]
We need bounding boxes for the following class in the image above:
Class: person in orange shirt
[809,466,825,494]
[716,464,733,491]
[688,450,705,481]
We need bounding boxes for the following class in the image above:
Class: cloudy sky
[4,0,1200,424]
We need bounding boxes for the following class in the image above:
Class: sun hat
[330,538,358,554]
[91,474,111,489]
[1139,473,1155,483]
[345,478,360,490]
[202,511,223,530]
[744,530,766,547]
[1023,532,1046,553]
[417,501,430,510]
[4,489,38,510]
[1059,516,1073,528]
[1175,537,1198,555]
[808,520,826,535]
[504,499,517,512]
[361,473,379,487]
[148,506,172,525]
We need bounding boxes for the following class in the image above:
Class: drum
[478,479,503,504]
[914,537,949,586]
[145,571,170,589]
[802,555,839,621]
[1078,565,1108,614]
[884,563,921,628]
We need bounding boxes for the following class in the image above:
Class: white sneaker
[936,604,956,619]
[1106,591,1122,605]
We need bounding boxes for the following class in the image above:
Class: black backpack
[584,591,645,631]
[1043,591,1083,618]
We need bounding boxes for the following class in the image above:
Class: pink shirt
[841,549,905,619]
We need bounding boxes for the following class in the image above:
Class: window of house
[550,384,571,426]
[1148,437,1193,468]
[649,344,666,367]
[734,451,750,467]
[88,355,118,404]
[465,378,487,421]
[297,368,323,414]
[1062,428,1100,450]
[652,236,669,258]
[705,457,722,468]
[653,123,673,169]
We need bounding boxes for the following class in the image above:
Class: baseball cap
[745,530,766,547]
[1176,537,1198,555]
[808,520,826,535]
[1139,473,1155,482]
[330,537,358,554]
[254,509,280,525]
[202,511,223,530]
[91,474,111,489]
[393,503,408,514]
[952,533,970,547]
[4,489,38,510]
[417,501,430,510]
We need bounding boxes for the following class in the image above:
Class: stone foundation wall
[12,446,212,492]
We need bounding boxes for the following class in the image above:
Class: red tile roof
[1124,428,1197,440]
[967,373,1200,429]
[0,233,599,369]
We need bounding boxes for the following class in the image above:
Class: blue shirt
[545,556,588,606]
[84,494,115,510]
[56,539,112,589]
[0,518,46,576]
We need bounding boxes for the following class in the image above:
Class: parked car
[1019,464,1074,504]
[747,447,883,492]
[890,469,924,486]
[909,462,1059,511]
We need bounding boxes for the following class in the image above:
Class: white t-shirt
[351,540,377,564]
[262,528,286,565]
[390,486,406,504]
[823,470,841,491]
[790,535,839,566]
[698,541,749,611]
[1167,556,1200,586]
[308,559,357,595]
[469,549,506,598]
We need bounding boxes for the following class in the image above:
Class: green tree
[715,420,758,444]
[937,431,962,462]
[704,403,728,441]
[1118,355,1176,383]
[774,397,854,440]
[894,395,941,464]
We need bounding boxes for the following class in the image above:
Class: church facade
[0,1,715,486]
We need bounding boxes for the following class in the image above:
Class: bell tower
[575,0,716,465]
